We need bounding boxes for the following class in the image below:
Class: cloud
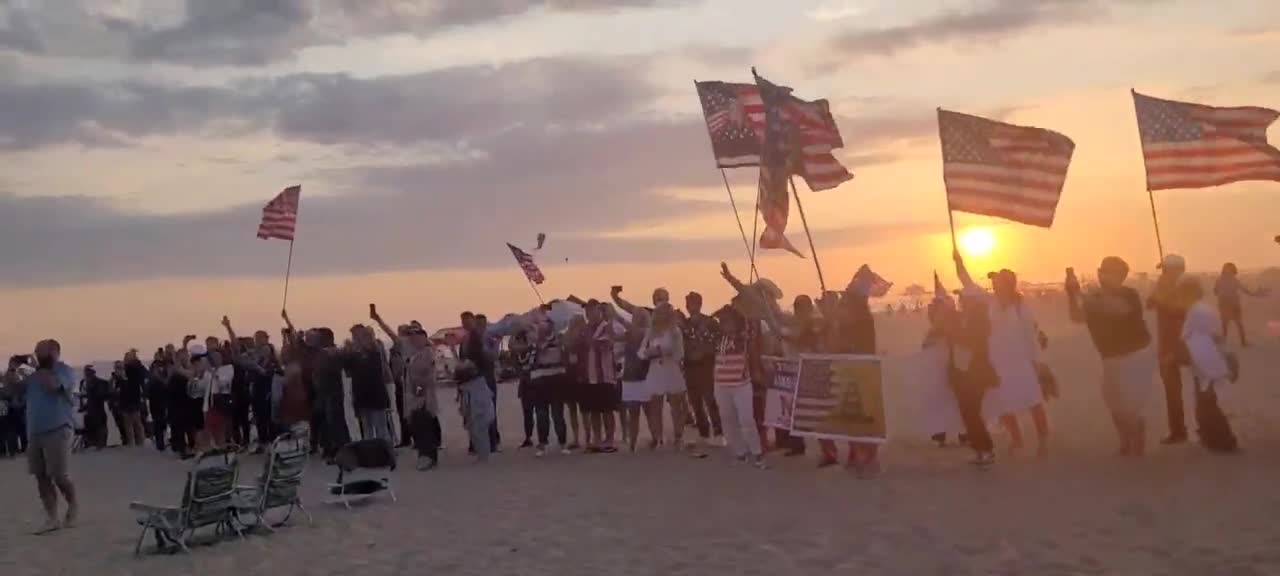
[128,0,316,67]
[821,0,1114,69]
[0,56,654,150]
[0,0,683,67]
[0,80,260,149]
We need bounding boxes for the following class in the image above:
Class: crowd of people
[2,253,1266,533]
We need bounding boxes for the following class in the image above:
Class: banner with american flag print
[1133,91,1280,191]
[695,81,853,191]
[762,356,800,431]
[787,354,886,443]
[507,243,545,285]
[256,185,301,241]
[939,109,1075,228]
[754,72,804,257]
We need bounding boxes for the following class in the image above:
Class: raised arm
[610,287,638,315]
[369,304,401,349]
[566,294,587,307]
[719,262,747,293]
[221,316,242,354]
[1065,273,1085,324]
[281,308,296,333]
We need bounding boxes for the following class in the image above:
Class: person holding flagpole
[955,251,1050,458]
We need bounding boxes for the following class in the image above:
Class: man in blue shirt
[25,339,79,534]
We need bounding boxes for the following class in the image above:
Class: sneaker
[416,456,437,471]
[560,447,574,455]
[752,456,769,470]
[535,445,546,457]
[520,439,534,449]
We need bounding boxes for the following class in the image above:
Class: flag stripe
[938,109,1073,229]
[508,243,545,285]
[256,185,301,241]
[1134,91,1280,191]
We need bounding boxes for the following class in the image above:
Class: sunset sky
[1,0,1278,360]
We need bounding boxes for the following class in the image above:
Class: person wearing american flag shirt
[710,301,767,469]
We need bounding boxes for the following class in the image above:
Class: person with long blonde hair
[642,303,687,449]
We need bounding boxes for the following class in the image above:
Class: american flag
[256,185,301,241]
[695,80,853,191]
[507,243,545,285]
[790,356,885,441]
[791,359,839,433]
[755,73,804,257]
[939,109,1075,228]
[1134,91,1280,191]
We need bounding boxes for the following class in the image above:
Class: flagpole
[748,184,761,283]
[282,239,295,311]
[721,170,761,283]
[1146,187,1165,261]
[524,276,546,305]
[789,176,827,293]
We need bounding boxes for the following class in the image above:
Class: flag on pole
[754,73,805,257]
[933,271,948,300]
[695,81,853,191]
[1133,91,1280,191]
[256,185,301,241]
[507,243,545,285]
[938,109,1075,228]
[850,264,893,298]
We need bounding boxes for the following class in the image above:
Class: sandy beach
[3,299,1280,576]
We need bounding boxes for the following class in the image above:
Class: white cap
[1158,253,1186,270]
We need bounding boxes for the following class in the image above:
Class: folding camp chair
[325,438,397,508]
[232,431,312,532]
[130,446,242,555]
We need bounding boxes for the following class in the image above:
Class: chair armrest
[129,502,177,514]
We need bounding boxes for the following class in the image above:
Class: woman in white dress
[956,252,1049,457]
[642,303,687,449]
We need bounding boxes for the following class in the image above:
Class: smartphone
[369,303,377,317]
[611,285,623,293]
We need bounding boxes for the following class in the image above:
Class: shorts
[1101,347,1156,421]
[28,426,72,478]
[621,379,651,404]
[585,382,620,413]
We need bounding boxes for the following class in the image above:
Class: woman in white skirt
[617,309,653,451]
[641,303,687,449]
[956,252,1049,457]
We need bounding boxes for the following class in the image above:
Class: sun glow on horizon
[959,227,997,258]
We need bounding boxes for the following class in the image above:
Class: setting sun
[960,227,997,257]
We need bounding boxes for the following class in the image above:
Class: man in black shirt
[80,366,112,449]
[119,351,148,447]
[682,292,723,444]
[344,325,392,442]
[1068,257,1155,457]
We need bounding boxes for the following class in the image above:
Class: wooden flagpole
[720,168,761,283]
[525,275,546,306]
[748,184,761,282]
[1146,187,1166,261]
[789,176,827,293]
[282,240,295,310]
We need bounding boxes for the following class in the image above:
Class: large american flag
[939,109,1075,228]
[789,356,885,441]
[755,73,803,257]
[695,81,853,191]
[1134,91,1280,191]
[256,185,301,241]
[507,243,545,285]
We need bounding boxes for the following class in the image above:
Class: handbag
[1036,362,1059,400]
